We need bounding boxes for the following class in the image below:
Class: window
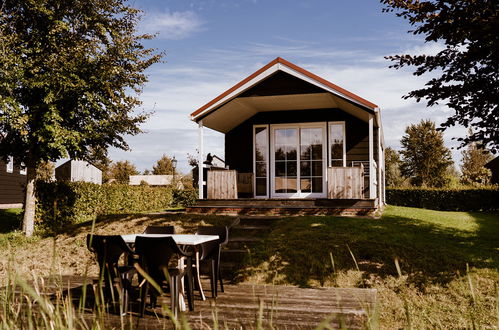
[329,122,346,167]
[254,125,268,197]
[6,156,13,173]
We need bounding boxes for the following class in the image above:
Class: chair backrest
[196,226,229,260]
[143,225,176,234]
[86,234,131,281]
[135,236,184,282]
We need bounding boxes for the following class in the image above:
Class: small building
[55,160,102,184]
[129,175,184,188]
[485,156,499,184]
[189,57,385,216]
[0,157,27,208]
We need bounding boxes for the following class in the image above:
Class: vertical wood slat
[207,170,238,199]
[327,165,364,199]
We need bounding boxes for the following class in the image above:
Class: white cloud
[140,11,204,40]
[114,39,467,171]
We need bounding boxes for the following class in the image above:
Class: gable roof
[190,57,379,122]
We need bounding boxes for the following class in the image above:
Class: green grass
[1,205,497,328]
[238,205,499,328]
[0,208,39,247]
[240,205,498,285]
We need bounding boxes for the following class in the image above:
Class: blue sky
[107,0,465,173]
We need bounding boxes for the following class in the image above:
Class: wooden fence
[207,170,238,199]
[327,165,364,199]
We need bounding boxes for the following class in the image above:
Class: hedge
[386,187,499,211]
[35,181,197,230]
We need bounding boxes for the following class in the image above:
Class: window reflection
[255,127,268,196]
[330,123,344,166]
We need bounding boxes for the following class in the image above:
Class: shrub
[386,187,499,211]
[171,188,197,208]
[35,181,174,230]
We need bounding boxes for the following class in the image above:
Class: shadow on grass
[0,209,23,233]
[236,210,499,288]
[49,212,237,238]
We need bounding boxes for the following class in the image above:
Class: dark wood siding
[0,160,26,205]
[225,108,369,173]
[239,71,324,97]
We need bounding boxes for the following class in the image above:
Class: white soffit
[201,92,375,133]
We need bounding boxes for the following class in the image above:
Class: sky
[106,0,467,174]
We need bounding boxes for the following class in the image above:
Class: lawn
[0,206,497,328]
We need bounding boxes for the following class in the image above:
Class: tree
[460,142,493,186]
[152,155,174,175]
[36,160,55,182]
[399,120,453,187]
[384,147,406,187]
[87,148,113,184]
[0,0,162,236]
[109,160,139,184]
[380,0,499,152]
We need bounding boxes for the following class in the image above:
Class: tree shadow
[49,212,237,238]
[236,211,499,289]
[0,209,23,233]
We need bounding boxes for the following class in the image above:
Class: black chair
[86,234,136,314]
[135,236,194,318]
[143,225,176,234]
[195,226,229,299]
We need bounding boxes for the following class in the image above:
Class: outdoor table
[121,233,219,311]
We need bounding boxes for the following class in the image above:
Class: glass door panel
[300,128,324,194]
[254,126,268,197]
[271,124,326,198]
[274,128,298,194]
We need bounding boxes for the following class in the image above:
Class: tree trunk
[22,165,36,237]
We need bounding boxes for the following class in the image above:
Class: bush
[386,187,499,211]
[171,188,198,208]
[35,181,174,230]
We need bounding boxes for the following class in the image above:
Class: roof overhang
[190,57,383,137]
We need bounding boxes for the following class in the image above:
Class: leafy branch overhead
[0,0,163,165]
[381,0,499,152]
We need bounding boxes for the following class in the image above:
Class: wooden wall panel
[0,160,27,205]
[207,170,238,199]
[327,166,364,199]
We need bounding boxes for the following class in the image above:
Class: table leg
[194,251,206,301]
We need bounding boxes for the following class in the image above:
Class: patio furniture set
[86,225,229,317]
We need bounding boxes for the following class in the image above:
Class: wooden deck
[187,198,378,217]
[41,276,377,329]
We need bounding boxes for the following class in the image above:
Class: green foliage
[460,142,493,186]
[171,188,197,208]
[385,147,406,187]
[386,187,499,211]
[109,160,139,184]
[400,120,453,187]
[35,181,173,230]
[153,155,175,175]
[0,0,162,166]
[35,161,55,182]
[0,0,162,235]
[381,0,499,152]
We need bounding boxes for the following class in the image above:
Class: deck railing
[207,169,238,199]
[327,164,364,199]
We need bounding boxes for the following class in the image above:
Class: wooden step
[229,225,271,237]
[226,237,260,249]
[238,216,281,226]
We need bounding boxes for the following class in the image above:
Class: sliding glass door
[270,123,326,198]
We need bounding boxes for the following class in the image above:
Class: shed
[55,160,102,184]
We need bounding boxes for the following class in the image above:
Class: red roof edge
[190,57,378,120]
